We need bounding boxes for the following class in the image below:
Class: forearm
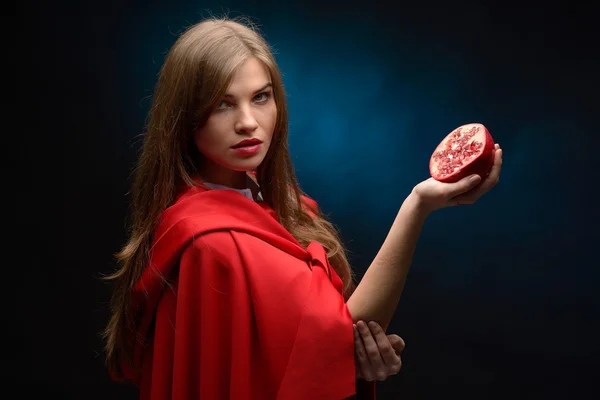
[346,191,429,330]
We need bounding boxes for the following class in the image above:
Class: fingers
[444,174,483,200]
[356,321,384,380]
[453,145,503,205]
[355,321,404,381]
[478,146,502,192]
[367,322,402,377]
[387,334,406,355]
[353,324,368,380]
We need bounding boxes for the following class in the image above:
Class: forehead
[226,57,271,93]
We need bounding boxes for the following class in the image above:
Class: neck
[205,171,248,189]
[197,158,250,189]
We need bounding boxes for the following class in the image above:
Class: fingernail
[470,175,481,182]
[368,321,377,329]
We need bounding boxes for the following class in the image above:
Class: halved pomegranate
[429,123,495,183]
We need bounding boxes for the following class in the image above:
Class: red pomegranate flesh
[429,123,495,183]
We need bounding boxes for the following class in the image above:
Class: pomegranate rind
[429,123,495,183]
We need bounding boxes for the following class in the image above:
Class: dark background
[23,0,598,398]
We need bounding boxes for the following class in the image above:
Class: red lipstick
[231,138,263,156]
[232,138,263,148]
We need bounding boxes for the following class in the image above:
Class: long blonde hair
[103,16,355,378]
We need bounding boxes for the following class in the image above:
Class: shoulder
[157,188,256,237]
[177,231,247,284]
[182,230,241,263]
[175,231,249,300]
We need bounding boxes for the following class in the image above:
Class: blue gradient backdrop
[29,0,598,398]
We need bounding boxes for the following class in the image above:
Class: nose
[234,105,258,133]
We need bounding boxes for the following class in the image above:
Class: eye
[216,100,233,110]
[254,92,271,103]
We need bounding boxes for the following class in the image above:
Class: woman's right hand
[412,144,503,214]
[354,320,405,381]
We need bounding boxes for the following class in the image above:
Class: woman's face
[193,57,277,188]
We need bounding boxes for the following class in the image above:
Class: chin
[227,154,267,172]
[228,164,258,172]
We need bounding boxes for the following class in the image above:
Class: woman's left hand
[354,320,406,381]
[412,144,503,213]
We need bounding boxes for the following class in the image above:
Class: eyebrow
[224,83,272,98]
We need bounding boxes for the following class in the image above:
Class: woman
[103,17,502,399]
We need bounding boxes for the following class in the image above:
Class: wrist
[407,189,435,218]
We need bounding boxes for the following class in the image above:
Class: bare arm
[346,145,503,330]
[345,192,428,330]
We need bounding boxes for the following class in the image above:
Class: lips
[232,138,263,149]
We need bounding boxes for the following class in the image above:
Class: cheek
[263,105,277,139]
[193,120,224,152]
[192,130,207,152]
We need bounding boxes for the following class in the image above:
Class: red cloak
[118,183,376,399]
